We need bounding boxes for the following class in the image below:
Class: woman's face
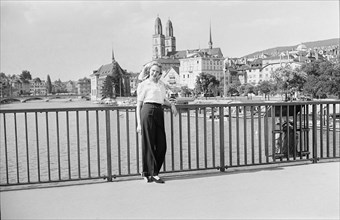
[149,65,161,81]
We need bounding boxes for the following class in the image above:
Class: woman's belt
[144,102,162,107]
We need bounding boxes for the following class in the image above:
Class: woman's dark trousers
[141,103,167,177]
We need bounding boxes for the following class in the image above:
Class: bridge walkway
[1,161,339,219]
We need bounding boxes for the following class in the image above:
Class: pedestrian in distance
[136,62,177,183]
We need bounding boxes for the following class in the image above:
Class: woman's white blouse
[137,80,166,104]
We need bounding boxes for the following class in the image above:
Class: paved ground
[1,161,339,220]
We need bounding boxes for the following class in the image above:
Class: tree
[330,63,340,98]
[302,61,340,99]
[180,86,192,97]
[226,81,241,96]
[272,65,307,101]
[0,72,10,97]
[195,73,220,96]
[46,75,52,94]
[102,75,115,99]
[257,81,274,100]
[20,70,32,83]
[244,84,255,95]
[227,86,239,96]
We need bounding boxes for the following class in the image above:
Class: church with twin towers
[153,16,176,59]
[152,16,225,89]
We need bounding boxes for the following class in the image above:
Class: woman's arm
[136,100,143,133]
[164,98,177,116]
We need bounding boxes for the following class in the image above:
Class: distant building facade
[129,72,139,95]
[77,77,91,95]
[231,42,339,86]
[30,79,47,96]
[179,49,224,89]
[160,66,180,87]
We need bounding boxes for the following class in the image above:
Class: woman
[136,62,177,183]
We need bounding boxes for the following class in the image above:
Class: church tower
[153,16,165,59]
[208,22,213,49]
[165,18,176,55]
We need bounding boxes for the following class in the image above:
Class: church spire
[112,47,115,62]
[208,21,213,49]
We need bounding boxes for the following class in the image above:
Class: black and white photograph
[1,0,339,219]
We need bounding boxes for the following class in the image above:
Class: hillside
[243,38,339,58]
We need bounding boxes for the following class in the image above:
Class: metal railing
[0,100,339,186]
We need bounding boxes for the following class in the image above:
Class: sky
[1,0,339,81]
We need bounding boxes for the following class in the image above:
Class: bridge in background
[0,94,91,103]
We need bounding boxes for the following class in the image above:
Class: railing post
[219,106,225,171]
[312,104,318,163]
[105,110,113,181]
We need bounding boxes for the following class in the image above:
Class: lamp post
[223,58,230,98]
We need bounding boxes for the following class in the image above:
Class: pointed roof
[95,60,127,78]
[208,21,213,49]
[166,18,173,37]
[162,66,179,78]
[155,16,163,35]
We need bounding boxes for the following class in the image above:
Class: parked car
[231,92,239,97]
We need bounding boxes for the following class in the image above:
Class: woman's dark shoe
[151,176,165,184]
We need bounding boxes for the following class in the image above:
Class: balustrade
[0,101,339,186]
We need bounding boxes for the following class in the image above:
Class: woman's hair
[138,61,162,81]
[149,62,162,75]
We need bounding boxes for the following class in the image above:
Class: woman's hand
[171,103,178,116]
[137,124,141,133]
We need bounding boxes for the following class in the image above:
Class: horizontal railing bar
[0,176,109,187]
[1,100,340,113]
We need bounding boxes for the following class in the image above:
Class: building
[153,17,176,60]
[77,77,91,95]
[152,16,224,89]
[160,66,180,88]
[129,72,139,96]
[30,79,47,96]
[90,50,131,101]
[179,49,224,89]
[10,78,30,96]
[234,43,337,86]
